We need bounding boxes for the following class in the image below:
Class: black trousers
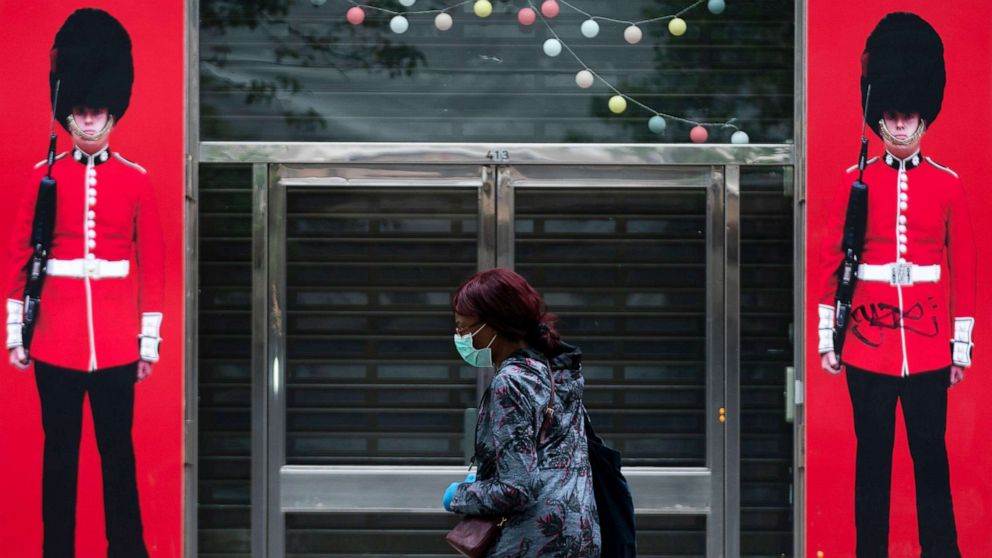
[35,361,148,558]
[846,366,960,558]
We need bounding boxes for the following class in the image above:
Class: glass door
[259,163,738,557]
[503,165,736,556]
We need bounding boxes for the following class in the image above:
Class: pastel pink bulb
[541,0,560,18]
[690,125,709,143]
[517,7,537,25]
[346,7,365,25]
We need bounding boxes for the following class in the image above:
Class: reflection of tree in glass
[200,0,427,139]
[596,0,793,143]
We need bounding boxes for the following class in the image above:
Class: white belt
[47,258,130,279]
[857,263,940,286]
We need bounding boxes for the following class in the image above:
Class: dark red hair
[452,268,561,355]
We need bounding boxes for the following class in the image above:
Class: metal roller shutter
[198,164,254,555]
[740,167,793,556]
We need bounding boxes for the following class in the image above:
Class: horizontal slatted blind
[740,167,793,556]
[200,0,794,143]
[282,172,482,465]
[511,170,711,466]
[285,513,706,557]
[198,164,254,555]
[195,163,796,555]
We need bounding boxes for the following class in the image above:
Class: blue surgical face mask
[454,323,497,368]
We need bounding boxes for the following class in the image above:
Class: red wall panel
[807,1,992,556]
[0,2,185,556]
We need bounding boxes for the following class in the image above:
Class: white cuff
[139,312,163,362]
[951,317,974,367]
[818,304,835,354]
[6,299,24,349]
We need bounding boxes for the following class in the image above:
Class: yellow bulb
[669,17,687,36]
[474,0,493,17]
[609,95,627,114]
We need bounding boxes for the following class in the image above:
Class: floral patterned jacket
[449,344,601,557]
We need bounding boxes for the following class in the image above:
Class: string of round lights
[344,0,476,30]
[523,0,747,142]
[338,0,749,143]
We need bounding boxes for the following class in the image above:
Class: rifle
[22,81,60,353]
[832,85,871,360]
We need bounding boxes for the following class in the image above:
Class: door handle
[785,366,795,423]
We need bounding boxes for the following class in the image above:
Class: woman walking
[443,268,600,557]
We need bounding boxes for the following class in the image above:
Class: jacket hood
[506,342,586,406]
[548,342,583,381]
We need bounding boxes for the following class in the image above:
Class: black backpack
[585,413,637,557]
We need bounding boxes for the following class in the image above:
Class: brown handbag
[445,515,507,558]
[446,359,556,557]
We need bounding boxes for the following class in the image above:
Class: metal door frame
[226,151,767,557]
[259,162,492,556]
[495,163,741,556]
[190,142,794,558]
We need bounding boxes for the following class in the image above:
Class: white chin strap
[66,114,115,142]
[878,117,925,146]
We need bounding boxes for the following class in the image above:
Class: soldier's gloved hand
[442,472,477,511]
[9,347,31,370]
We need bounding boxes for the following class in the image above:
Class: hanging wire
[341,0,741,131]
[524,0,738,129]
[344,0,475,16]
[557,0,705,27]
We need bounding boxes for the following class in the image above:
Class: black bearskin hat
[860,12,945,137]
[49,9,134,132]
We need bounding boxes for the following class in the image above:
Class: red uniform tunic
[5,147,165,371]
[818,151,976,376]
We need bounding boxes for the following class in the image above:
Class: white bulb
[624,25,643,44]
[581,19,600,38]
[399,0,416,6]
[390,15,409,34]
[731,130,750,144]
[435,13,453,31]
[543,39,563,57]
[575,70,594,89]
